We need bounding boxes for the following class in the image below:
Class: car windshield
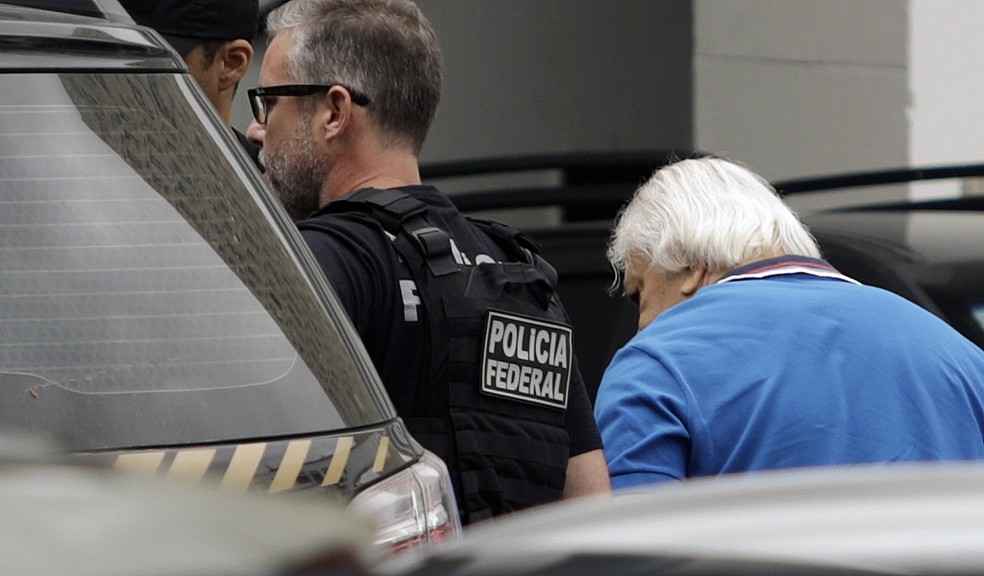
[0,72,391,449]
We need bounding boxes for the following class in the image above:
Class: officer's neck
[323,149,421,204]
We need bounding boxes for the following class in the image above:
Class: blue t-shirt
[594,257,984,490]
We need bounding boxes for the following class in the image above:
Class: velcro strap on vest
[321,188,459,276]
[406,226,457,276]
[344,188,427,232]
[460,469,564,511]
[449,409,568,521]
[455,429,569,469]
[469,217,542,256]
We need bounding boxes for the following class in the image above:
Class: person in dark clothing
[121,0,262,168]
[246,0,610,524]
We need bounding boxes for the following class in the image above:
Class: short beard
[260,115,327,221]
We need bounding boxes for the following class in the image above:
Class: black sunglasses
[247,83,371,124]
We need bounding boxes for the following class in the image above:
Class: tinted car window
[0,72,390,449]
[807,210,984,348]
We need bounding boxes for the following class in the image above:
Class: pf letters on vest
[481,310,571,410]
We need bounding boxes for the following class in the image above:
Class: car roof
[807,209,984,265]
[424,149,702,220]
[0,0,183,71]
[774,162,984,197]
[2,0,131,21]
[426,151,984,219]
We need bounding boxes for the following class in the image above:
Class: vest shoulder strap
[466,216,542,257]
[307,188,459,276]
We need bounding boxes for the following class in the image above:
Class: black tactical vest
[300,188,573,524]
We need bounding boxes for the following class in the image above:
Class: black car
[423,152,984,399]
[776,164,984,350]
[0,0,459,550]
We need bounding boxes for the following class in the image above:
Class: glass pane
[0,73,389,448]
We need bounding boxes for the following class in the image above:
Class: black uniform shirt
[300,185,603,458]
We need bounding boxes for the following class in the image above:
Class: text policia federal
[481,311,572,409]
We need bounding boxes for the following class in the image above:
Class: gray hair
[608,157,821,279]
[266,0,442,154]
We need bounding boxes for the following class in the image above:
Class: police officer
[246,0,611,524]
[121,0,262,168]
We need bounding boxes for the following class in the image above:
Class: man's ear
[680,266,710,297]
[321,85,356,141]
[220,39,253,89]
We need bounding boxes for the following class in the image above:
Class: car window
[0,72,391,449]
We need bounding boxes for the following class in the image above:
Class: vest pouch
[449,406,569,524]
[446,301,570,427]
[464,260,555,309]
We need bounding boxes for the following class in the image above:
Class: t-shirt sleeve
[299,220,392,337]
[593,344,690,490]
[564,356,604,456]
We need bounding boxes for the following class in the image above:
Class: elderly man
[596,156,984,490]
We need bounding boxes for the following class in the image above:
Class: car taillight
[348,450,462,554]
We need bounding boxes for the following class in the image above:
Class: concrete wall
[236,1,695,164]
[414,0,693,163]
[693,0,909,182]
[234,1,982,184]
[909,0,984,166]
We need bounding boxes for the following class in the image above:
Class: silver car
[383,463,984,576]
[0,0,460,551]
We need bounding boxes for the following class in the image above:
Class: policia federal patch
[481,310,572,410]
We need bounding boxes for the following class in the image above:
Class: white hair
[608,157,821,279]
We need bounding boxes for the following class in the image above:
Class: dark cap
[121,0,259,57]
